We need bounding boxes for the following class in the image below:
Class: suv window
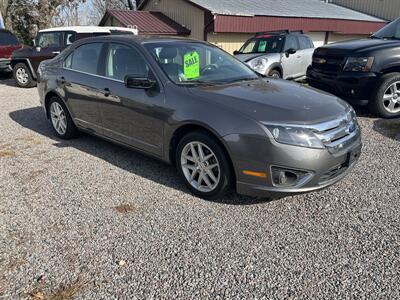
[0,31,19,46]
[65,32,76,46]
[284,36,299,51]
[38,32,63,48]
[67,43,103,75]
[105,43,149,81]
[298,36,313,49]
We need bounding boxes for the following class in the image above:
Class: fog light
[271,167,311,187]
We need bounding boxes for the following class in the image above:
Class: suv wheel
[48,96,78,139]
[176,131,232,199]
[370,73,400,118]
[268,69,281,79]
[13,63,36,88]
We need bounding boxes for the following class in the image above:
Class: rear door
[31,31,66,71]
[98,42,165,156]
[281,35,301,79]
[61,42,106,134]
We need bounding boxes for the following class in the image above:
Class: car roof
[75,34,206,45]
[39,26,137,34]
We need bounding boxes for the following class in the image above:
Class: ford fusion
[37,36,361,199]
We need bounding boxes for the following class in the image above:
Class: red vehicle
[0,29,21,73]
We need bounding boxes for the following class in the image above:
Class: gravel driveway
[1,75,399,299]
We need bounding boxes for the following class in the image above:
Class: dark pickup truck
[307,17,400,118]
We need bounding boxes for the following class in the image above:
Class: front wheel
[268,69,281,79]
[176,131,233,199]
[13,63,36,88]
[369,73,400,118]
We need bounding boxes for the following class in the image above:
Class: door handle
[52,51,60,55]
[103,88,110,97]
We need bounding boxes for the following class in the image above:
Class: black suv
[307,17,400,118]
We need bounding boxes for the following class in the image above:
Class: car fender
[266,62,283,76]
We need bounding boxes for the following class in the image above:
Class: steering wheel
[201,64,218,74]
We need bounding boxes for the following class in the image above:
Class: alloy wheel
[50,102,67,135]
[180,142,221,193]
[16,67,28,85]
[383,81,400,113]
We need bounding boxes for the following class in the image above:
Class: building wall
[328,33,368,44]
[331,0,399,21]
[207,33,253,54]
[142,0,204,40]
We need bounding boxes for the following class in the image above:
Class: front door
[281,35,302,80]
[98,42,165,157]
[31,31,66,71]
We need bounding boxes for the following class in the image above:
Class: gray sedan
[37,36,361,199]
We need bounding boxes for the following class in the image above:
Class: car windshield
[144,41,258,85]
[371,17,400,40]
[237,36,284,54]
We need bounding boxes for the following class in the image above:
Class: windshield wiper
[177,80,225,86]
[380,36,400,40]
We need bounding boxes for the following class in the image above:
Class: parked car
[37,36,361,200]
[0,29,21,74]
[234,30,314,80]
[307,17,400,118]
[11,26,138,88]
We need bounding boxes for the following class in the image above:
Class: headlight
[263,124,325,149]
[343,57,374,72]
[248,57,268,74]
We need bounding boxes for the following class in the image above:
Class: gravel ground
[0,75,399,299]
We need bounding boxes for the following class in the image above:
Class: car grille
[312,49,346,74]
[308,110,360,154]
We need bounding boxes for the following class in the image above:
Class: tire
[13,63,36,88]
[48,96,79,139]
[176,131,233,200]
[268,69,281,79]
[369,72,400,118]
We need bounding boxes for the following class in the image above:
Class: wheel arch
[267,63,283,77]
[44,90,67,119]
[168,123,236,182]
[11,58,37,79]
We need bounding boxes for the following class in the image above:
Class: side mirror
[233,50,240,55]
[124,74,156,89]
[285,48,297,57]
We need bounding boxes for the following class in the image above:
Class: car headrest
[159,47,178,60]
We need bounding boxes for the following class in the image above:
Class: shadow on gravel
[373,118,400,141]
[9,106,274,205]
[352,105,375,118]
[0,73,17,87]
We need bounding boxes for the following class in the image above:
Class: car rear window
[66,43,103,75]
[0,31,19,46]
[298,36,314,49]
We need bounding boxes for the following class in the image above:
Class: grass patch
[114,204,136,214]
[29,278,89,300]
[0,150,16,158]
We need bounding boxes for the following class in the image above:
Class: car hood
[317,38,400,54]
[235,53,280,63]
[188,78,349,125]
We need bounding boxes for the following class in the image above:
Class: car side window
[298,36,314,49]
[284,36,299,51]
[67,43,103,75]
[105,43,149,81]
[38,32,63,48]
[65,32,76,46]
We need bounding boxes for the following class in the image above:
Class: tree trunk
[0,0,9,17]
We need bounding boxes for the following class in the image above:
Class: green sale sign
[184,51,200,79]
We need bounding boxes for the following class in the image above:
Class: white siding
[328,33,369,44]
[307,32,327,48]
[143,0,204,40]
[207,33,253,54]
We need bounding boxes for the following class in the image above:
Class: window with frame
[298,36,313,49]
[37,32,63,48]
[66,43,103,75]
[284,36,299,51]
[0,31,19,46]
[105,43,149,81]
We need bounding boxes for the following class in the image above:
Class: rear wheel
[268,69,281,79]
[13,63,36,88]
[48,96,79,139]
[369,73,400,118]
[176,131,232,199]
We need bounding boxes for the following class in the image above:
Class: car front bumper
[224,132,362,198]
[0,59,12,72]
[307,67,377,106]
